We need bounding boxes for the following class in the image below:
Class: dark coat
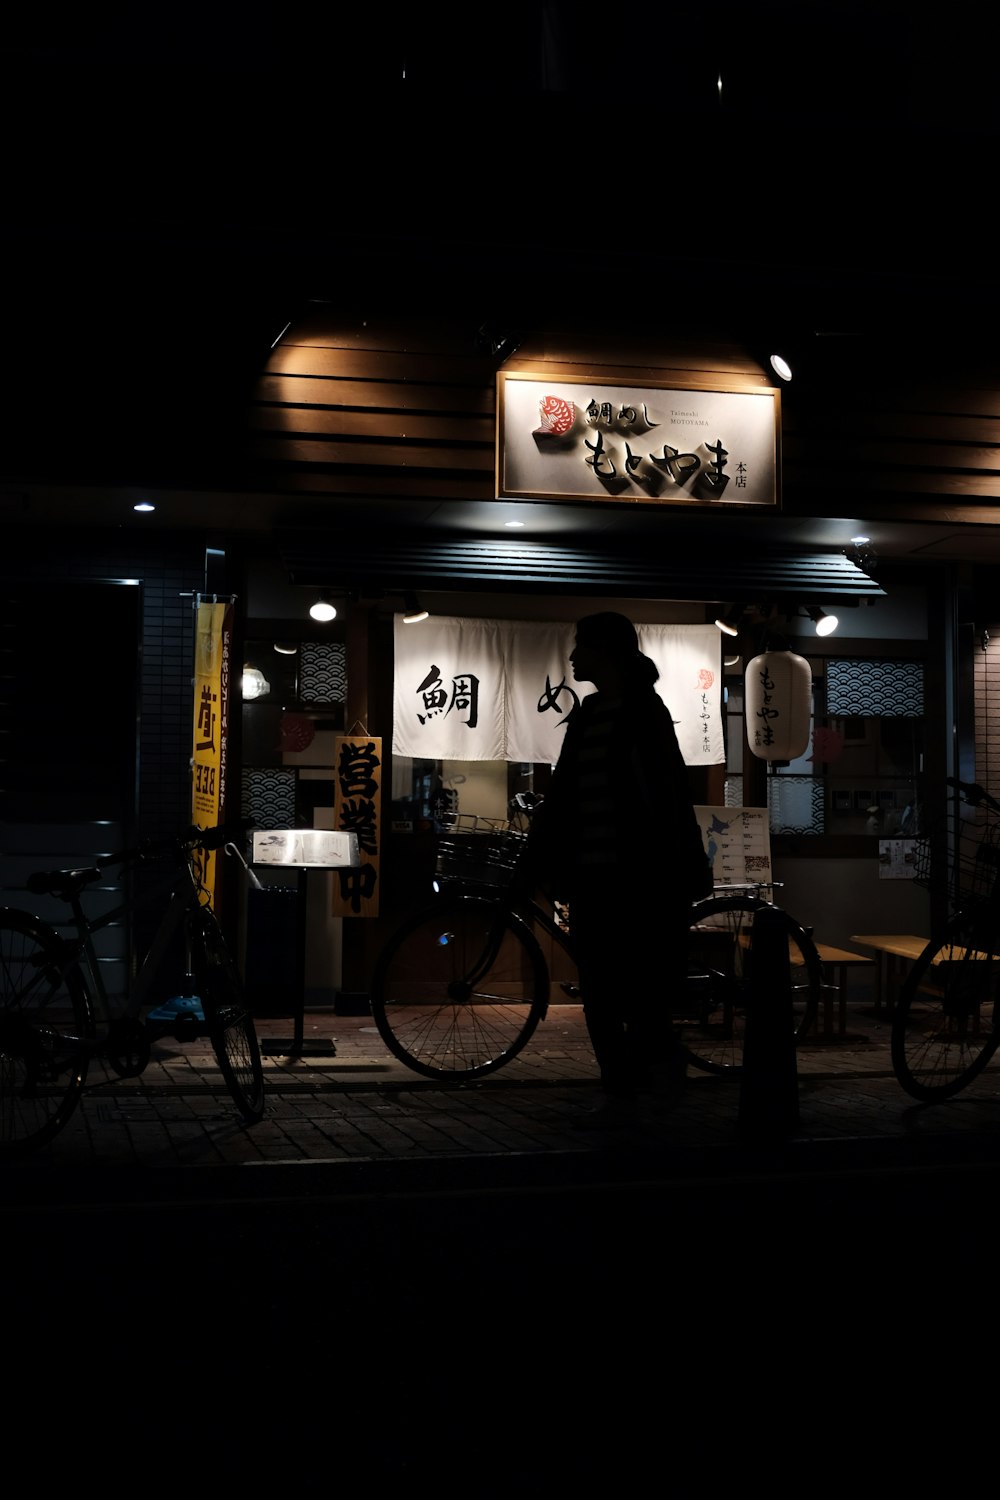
[523,687,713,905]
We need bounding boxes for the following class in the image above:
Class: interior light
[504,520,525,529]
[769,354,793,383]
[309,597,337,622]
[133,501,156,513]
[273,642,298,655]
[242,666,271,700]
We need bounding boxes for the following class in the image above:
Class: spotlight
[309,594,337,622]
[714,605,742,637]
[402,591,429,624]
[769,353,793,383]
[475,325,523,362]
[808,607,839,637]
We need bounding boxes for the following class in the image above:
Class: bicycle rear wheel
[193,909,266,1122]
[891,917,1000,1101]
[681,896,821,1073]
[0,908,94,1155]
[371,893,549,1080]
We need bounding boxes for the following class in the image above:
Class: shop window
[240,638,346,831]
[725,655,925,842]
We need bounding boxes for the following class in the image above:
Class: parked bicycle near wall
[370,798,822,1081]
[0,823,265,1156]
[892,777,1000,1101]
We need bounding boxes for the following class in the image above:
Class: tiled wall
[3,531,207,839]
[974,629,1000,805]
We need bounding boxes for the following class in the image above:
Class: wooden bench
[736,930,875,1038]
[802,943,875,1039]
[849,934,929,1014]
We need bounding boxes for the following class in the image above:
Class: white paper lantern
[745,650,812,761]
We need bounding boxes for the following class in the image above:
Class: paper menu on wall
[693,806,772,889]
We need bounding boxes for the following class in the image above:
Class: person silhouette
[522,611,712,1126]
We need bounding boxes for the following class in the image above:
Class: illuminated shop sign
[497,372,780,510]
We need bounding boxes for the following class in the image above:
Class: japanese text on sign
[333,736,382,918]
[498,374,778,509]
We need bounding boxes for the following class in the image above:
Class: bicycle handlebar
[947,777,1000,816]
[105,820,255,869]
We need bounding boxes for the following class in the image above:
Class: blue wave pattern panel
[768,775,826,836]
[299,642,347,706]
[241,769,297,830]
[825,659,924,717]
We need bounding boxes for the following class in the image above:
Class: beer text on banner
[192,599,232,904]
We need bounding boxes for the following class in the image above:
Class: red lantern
[745,650,812,761]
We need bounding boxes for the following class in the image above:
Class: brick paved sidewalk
[6,1001,1000,1177]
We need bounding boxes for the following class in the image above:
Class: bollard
[738,904,800,1138]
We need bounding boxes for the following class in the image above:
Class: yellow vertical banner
[333,734,381,917]
[192,599,233,905]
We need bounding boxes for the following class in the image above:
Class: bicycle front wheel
[891,919,999,1101]
[0,908,94,1155]
[681,896,821,1073]
[371,894,549,1080]
[193,910,266,1122]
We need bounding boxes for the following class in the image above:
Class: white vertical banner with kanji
[392,618,506,760]
[392,616,723,766]
[503,619,581,765]
[637,624,725,766]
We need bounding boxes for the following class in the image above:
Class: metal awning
[278,531,884,603]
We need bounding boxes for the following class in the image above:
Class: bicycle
[370,804,821,1082]
[891,776,1000,1101]
[0,822,266,1156]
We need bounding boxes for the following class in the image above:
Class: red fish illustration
[533,394,575,439]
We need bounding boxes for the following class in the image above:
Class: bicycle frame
[0,823,267,1155]
[52,864,204,1033]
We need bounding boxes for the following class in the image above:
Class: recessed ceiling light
[133,501,155,513]
[504,520,525,528]
[850,534,871,545]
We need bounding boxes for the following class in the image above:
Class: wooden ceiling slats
[268,342,495,385]
[783,408,1000,443]
[277,535,883,601]
[246,468,496,500]
[256,375,494,414]
[249,407,494,443]
[783,436,1000,475]
[501,354,771,386]
[248,316,1000,526]
[249,438,493,472]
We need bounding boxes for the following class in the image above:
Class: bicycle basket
[435,812,528,888]
[914,810,1000,906]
